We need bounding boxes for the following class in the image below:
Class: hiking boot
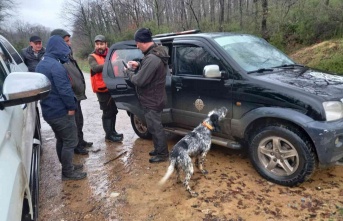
[74,147,89,155]
[149,150,157,156]
[81,140,93,148]
[149,155,169,163]
[62,171,87,181]
[73,164,83,171]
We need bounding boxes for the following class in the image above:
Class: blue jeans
[46,114,78,174]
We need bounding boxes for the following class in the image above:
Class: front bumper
[305,119,343,166]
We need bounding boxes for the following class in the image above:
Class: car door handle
[116,84,128,91]
[175,82,183,90]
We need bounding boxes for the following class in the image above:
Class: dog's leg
[175,165,182,183]
[183,158,198,197]
[197,151,208,175]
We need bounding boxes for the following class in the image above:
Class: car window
[0,36,24,65]
[0,45,13,72]
[109,49,143,77]
[175,46,221,76]
[0,60,7,95]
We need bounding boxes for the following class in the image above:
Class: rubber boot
[112,116,123,139]
[102,119,123,142]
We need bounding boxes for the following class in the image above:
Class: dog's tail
[158,160,175,186]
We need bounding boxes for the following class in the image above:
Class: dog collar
[202,121,214,131]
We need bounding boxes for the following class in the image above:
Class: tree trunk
[210,0,215,23]
[219,0,224,31]
[261,0,269,40]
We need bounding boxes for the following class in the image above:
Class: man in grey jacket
[51,29,92,155]
[125,28,169,163]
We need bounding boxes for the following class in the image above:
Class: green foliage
[76,58,90,73]
[289,39,343,75]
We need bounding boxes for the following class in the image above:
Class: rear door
[103,40,172,122]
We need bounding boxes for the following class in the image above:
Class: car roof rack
[153,29,201,38]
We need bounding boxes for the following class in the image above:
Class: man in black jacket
[21,36,46,72]
[125,28,169,163]
[50,29,93,155]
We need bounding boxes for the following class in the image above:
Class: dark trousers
[46,114,78,174]
[96,92,118,120]
[75,100,84,146]
[144,108,168,156]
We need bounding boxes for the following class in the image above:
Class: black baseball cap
[30,36,42,42]
[94,35,106,42]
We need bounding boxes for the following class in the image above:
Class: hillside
[289,39,343,75]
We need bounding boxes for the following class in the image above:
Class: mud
[39,74,343,221]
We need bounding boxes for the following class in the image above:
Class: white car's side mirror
[1,72,51,109]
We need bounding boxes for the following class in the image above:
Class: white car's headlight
[323,101,343,121]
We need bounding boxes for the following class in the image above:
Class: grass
[289,39,343,75]
[76,58,90,73]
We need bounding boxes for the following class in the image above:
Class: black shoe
[74,148,89,155]
[105,134,123,143]
[62,171,87,181]
[81,140,93,148]
[149,150,157,156]
[149,155,169,163]
[73,164,83,171]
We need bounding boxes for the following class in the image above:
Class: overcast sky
[10,0,70,32]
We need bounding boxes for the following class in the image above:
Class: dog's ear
[210,114,221,132]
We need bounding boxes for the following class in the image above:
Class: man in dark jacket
[125,28,169,163]
[21,35,46,72]
[36,35,87,181]
[50,29,92,155]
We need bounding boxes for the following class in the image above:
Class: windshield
[214,35,294,72]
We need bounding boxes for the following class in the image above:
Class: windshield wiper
[273,64,304,69]
[248,68,274,74]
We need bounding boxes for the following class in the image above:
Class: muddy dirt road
[39,74,343,221]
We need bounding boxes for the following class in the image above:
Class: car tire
[21,143,40,221]
[130,113,152,139]
[249,125,316,187]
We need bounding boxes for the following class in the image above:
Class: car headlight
[323,101,343,121]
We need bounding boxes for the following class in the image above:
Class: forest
[1,0,343,61]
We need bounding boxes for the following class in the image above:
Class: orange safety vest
[90,53,108,93]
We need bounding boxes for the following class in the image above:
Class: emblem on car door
[194,98,204,111]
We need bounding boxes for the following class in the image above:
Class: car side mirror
[0,72,51,110]
[203,65,222,78]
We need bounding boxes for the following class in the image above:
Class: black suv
[103,31,343,187]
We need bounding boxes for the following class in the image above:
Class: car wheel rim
[133,115,148,134]
[257,136,299,176]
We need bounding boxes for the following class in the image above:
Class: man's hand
[68,110,75,115]
[128,61,139,70]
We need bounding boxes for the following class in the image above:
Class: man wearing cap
[125,28,169,163]
[88,34,123,143]
[21,35,46,72]
[50,28,92,155]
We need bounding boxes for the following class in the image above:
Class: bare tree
[261,0,269,40]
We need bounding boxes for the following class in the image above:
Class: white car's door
[0,36,40,221]
[0,56,30,221]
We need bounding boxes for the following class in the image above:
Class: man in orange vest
[88,35,123,142]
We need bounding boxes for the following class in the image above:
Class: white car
[0,35,50,221]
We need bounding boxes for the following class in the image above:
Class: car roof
[153,32,249,41]
[109,31,254,50]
